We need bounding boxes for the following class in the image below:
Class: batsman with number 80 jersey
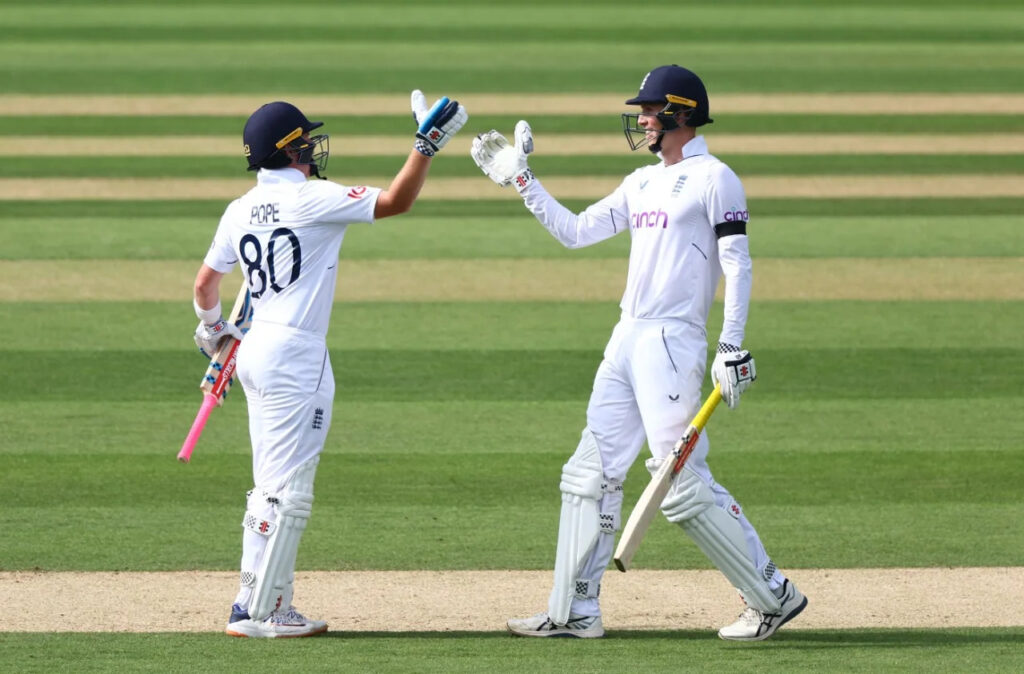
[192,92,467,638]
[472,65,806,640]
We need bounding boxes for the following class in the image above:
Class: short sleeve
[301,181,382,226]
[705,163,749,227]
[202,200,241,273]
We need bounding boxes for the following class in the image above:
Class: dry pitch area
[3,568,1023,633]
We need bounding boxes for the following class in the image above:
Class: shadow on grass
[320,628,1024,647]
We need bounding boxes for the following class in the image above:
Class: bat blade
[177,281,252,463]
[613,455,676,572]
[613,384,722,572]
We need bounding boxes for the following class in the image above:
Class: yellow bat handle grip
[692,383,723,431]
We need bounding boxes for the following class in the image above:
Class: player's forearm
[718,235,753,346]
[521,180,616,249]
[193,264,224,314]
[375,150,432,218]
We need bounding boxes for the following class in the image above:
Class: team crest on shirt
[671,175,687,196]
[347,186,368,199]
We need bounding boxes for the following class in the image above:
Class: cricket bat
[613,383,723,572]
[177,282,253,463]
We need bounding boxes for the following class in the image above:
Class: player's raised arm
[471,121,626,249]
[374,90,468,219]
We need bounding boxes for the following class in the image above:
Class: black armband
[714,220,746,238]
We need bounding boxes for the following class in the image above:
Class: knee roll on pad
[649,458,781,614]
[249,456,319,621]
[549,429,620,625]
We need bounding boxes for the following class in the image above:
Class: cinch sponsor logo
[631,209,668,229]
[724,209,749,222]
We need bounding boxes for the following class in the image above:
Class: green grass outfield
[1,0,1023,671]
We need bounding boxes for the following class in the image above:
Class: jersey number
[239,228,302,299]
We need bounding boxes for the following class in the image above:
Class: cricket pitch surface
[3,568,1022,632]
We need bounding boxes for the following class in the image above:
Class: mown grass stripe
[5,155,1023,180]
[9,23,1024,44]
[4,301,1020,351]
[2,259,1021,302]
[10,134,1024,157]
[4,94,1024,116]
[3,347,1022,402]
[4,216,1023,261]
[0,175,1019,200]
[2,42,1021,93]
[8,114,1024,135]
[3,197,1022,218]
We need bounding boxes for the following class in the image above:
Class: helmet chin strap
[649,111,684,153]
[648,131,665,154]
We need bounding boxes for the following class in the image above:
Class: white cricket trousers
[232,320,333,610]
[569,316,783,617]
[236,320,334,491]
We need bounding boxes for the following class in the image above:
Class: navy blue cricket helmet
[622,65,713,152]
[243,101,329,175]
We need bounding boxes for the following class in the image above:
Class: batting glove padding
[411,89,468,156]
[470,120,535,192]
[711,344,756,409]
[194,318,243,358]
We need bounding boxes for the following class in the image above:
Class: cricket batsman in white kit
[471,65,807,640]
[192,92,467,637]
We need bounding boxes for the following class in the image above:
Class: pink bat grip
[177,393,218,463]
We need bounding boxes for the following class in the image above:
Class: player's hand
[711,344,756,409]
[411,89,468,156]
[194,318,243,358]
[470,120,535,192]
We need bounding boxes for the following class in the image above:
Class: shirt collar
[656,135,708,164]
[682,135,707,159]
[257,167,307,184]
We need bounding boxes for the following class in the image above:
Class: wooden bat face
[613,385,722,572]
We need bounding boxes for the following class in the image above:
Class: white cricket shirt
[204,168,381,336]
[521,135,752,346]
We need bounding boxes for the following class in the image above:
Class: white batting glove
[711,343,756,409]
[470,120,535,192]
[411,89,468,156]
[194,318,243,359]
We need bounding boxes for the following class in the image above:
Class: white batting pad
[657,461,780,613]
[549,429,612,625]
[249,456,319,621]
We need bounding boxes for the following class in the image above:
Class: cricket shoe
[717,579,808,641]
[225,603,328,638]
[507,612,604,638]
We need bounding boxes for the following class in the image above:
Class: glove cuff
[194,298,223,325]
[413,138,436,157]
[717,342,741,354]
[512,167,535,193]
